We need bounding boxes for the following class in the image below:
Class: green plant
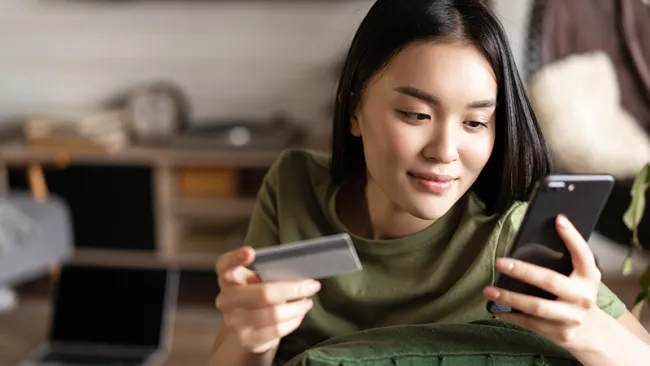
[621,162,650,319]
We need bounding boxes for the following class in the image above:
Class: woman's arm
[563,309,650,365]
[208,326,278,366]
[208,152,284,366]
[613,308,650,341]
[618,310,650,345]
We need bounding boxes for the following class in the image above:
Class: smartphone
[486,174,615,314]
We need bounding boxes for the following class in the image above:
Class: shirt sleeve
[596,281,627,319]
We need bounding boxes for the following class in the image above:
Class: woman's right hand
[215,245,321,354]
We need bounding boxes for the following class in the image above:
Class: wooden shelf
[0,139,289,168]
[0,137,328,270]
[71,248,221,271]
[173,197,256,220]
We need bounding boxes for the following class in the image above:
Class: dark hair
[329,0,552,214]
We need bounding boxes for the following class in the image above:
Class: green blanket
[285,319,580,366]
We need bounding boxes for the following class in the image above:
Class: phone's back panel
[492,174,614,308]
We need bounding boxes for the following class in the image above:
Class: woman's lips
[408,172,457,194]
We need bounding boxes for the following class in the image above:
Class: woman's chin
[406,195,459,221]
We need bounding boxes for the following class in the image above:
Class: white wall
[0,0,373,126]
[0,0,530,128]
[492,0,533,76]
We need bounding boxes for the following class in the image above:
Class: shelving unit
[0,136,328,270]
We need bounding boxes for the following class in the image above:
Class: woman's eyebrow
[467,99,496,109]
[394,86,439,105]
[395,86,496,109]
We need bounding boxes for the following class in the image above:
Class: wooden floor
[0,272,222,366]
[0,300,220,366]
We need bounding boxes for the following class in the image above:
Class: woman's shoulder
[466,191,529,257]
[244,149,335,248]
[259,149,335,213]
[466,191,528,225]
[265,148,331,185]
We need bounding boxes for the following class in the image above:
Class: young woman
[209,1,650,365]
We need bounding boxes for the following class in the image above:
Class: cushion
[284,319,579,366]
[528,51,650,179]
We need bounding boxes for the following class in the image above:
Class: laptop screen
[49,264,178,348]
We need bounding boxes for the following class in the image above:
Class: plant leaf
[622,247,635,276]
[635,289,650,305]
[623,163,650,231]
[640,263,650,290]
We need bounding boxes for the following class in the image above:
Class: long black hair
[329,0,552,214]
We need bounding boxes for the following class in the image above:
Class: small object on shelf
[124,81,190,145]
[176,167,239,198]
[171,115,303,150]
[22,111,128,152]
[0,286,17,313]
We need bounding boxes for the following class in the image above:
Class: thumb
[217,246,260,286]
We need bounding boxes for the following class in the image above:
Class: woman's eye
[464,120,488,130]
[398,110,430,121]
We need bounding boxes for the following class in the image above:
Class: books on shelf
[23,111,129,152]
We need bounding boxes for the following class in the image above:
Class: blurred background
[0,0,648,365]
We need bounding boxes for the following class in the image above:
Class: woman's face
[351,41,497,220]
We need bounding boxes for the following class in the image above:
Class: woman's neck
[337,175,436,240]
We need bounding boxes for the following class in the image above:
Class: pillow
[528,51,650,179]
[284,319,579,366]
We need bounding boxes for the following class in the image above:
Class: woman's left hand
[483,214,605,351]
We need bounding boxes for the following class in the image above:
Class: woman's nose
[422,125,459,163]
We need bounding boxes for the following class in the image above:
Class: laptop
[20,264,180,366]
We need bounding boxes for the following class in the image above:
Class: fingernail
[238,247,250,261]
[483,287,501,300]
[306,280,321,292]
[496,258,514,272]
[557,214,569,228]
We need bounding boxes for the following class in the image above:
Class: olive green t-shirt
[244,149,627,365]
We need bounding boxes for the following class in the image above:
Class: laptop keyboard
[39,351,145,366]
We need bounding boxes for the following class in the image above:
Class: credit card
[252,233,362,282]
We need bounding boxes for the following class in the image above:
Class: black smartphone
[486,174,615,314]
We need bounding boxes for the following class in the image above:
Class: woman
[210,0,650,365]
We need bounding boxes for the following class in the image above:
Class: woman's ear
[350,115,361,137]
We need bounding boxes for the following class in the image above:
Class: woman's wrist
[564,309,650,366]
[209,330,278,366]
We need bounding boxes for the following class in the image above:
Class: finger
[245,316,305,354]
[249,298,313,328]
[494,258,591,303]
[556,215,601,282]
[216,246,256,285]
[218,267,261,289]
[228,298,313,329]
[484,287,584,324]
[495,313,574,347]
[218,280,321,310]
